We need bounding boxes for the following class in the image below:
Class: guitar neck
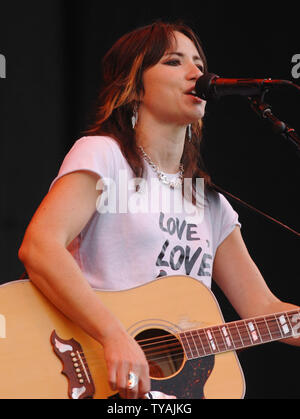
[179,309,300,359]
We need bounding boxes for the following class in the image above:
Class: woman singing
[18,21,300,399]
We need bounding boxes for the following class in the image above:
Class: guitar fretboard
[179,310,300,359]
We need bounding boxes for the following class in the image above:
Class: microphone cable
[211,182,300,238]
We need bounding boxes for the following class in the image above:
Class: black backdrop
[1,0,299,399]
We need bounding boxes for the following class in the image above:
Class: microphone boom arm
[249,93,300,154]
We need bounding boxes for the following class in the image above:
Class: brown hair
[87,21,211,198]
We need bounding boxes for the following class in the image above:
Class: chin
[189,110,205,123]
[190,103,206,121]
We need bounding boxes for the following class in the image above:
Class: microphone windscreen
[195,73,220,100]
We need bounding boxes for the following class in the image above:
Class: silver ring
[127,371,138,389]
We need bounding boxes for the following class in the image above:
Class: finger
[137,362,150,398]
[126,370,139,399]
[116,363,129,399]
[138,374,151,398]
[107,363,117,392]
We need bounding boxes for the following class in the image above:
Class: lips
[185,88,197,96]
[185,85,197,96]
[184,88,202,104]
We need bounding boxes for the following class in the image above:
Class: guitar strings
[69,308,300,363]
[73,312,299,362]
[83,325,285,369]
[77,324,283,373]
[72,331,298,381]
[78,319,292,360]
[136,310,299,351]
[59,312,300,384]
[73,320,299,371]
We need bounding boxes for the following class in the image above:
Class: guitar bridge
[50,330,95,399]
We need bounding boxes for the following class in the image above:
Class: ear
[131,74,145,103]
[131,87,143,104]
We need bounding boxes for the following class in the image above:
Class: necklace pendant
[139,145,184,190]
[173,179,182,189]
[161,177,170,185]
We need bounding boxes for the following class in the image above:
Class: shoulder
[205,187,223,211]
[205,187,237,215]
[205,187,241,241]
[70,135,122,155]
[61,135,126,172]
[49,135,125,190]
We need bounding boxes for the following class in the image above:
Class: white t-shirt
[50,136,241,291]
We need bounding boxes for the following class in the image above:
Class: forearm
[19,238,123,345]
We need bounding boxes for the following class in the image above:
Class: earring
[187,124,192,142]
[131,105,139,129]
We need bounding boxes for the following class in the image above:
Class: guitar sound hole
[135,328,184,379]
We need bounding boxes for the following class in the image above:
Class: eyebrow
[164,51,203,62]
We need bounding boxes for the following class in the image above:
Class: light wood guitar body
[0,275,246,399]
[3,274,298,399]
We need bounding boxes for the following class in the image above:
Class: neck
[135,118,186,174]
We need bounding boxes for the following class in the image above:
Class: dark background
[1,0,299,399]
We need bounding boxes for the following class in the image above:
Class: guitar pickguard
[150,355,215,399]
[109,356,215,400]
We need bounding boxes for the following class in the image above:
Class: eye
[196,64,204,72]
[164,59,181,66]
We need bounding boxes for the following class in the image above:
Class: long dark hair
[87,21,211,199]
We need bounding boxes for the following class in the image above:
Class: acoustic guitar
[0,275,299,399]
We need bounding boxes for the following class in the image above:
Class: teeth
[185,89,197,96]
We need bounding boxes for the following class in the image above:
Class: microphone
[195,73,289,100]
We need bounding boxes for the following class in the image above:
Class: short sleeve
[49,136,119,190]
[217,193,241,246]
[207,190,241,255]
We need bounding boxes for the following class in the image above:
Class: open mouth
[185,89,197,97]
[184,89,202,103]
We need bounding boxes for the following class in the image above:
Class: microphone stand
[249,91,300,154]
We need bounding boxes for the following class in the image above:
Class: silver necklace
[138,145,184,189]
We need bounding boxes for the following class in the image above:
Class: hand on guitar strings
[102,324,150,399]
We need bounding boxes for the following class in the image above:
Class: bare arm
[213,227,300,346]
[19,171,150,398]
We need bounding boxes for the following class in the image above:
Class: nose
[186,62,204,81]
